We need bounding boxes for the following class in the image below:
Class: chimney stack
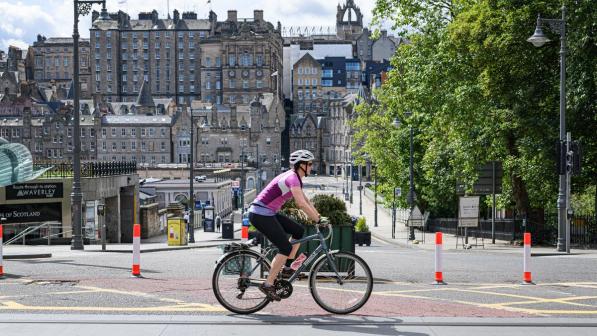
[254,10,263,21]
[227,10,237,22]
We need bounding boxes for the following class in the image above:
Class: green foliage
[359,0,596,217]
[280,195,352,226]
[355,217,370,233]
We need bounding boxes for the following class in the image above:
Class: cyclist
[248,149,328,301]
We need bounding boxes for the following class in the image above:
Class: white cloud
[1,38,28,50]
[0,0,384,51]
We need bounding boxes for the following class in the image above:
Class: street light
[527,6,568,252]
[393,112,416,241]
[189,115,209,243]
[71,0,108,250]
[373,163,378,227]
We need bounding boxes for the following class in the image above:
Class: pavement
[0,314,596,335]
[339,182,597,257]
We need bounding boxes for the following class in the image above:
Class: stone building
[27,36,92,98]
[89,8,283,107]
[187,92,284,185]
[292,53,322,115]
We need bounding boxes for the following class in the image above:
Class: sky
[0,0,382,51]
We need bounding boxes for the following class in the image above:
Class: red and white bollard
[241,226,249,240]
[132,224,141,277]
[434,232,447,285]
[0,224,4,278]
[522,232,534,285]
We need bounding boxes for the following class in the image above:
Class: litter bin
[167,217,187,246]
[221,219,234,239]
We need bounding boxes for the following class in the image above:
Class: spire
[66,80,75,100]
[136,80,155,107]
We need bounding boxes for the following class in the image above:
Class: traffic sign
[394,187,401,197]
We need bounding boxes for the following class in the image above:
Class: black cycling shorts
[248,212,305,257]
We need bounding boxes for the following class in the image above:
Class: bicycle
[212,221,373,314]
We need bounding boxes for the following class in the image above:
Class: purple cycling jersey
[248,170,301,216]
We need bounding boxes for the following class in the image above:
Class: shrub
[355,216,369,233]
[279,194,352,226]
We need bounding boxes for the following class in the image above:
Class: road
[1,174,596,334]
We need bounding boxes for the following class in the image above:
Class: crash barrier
[132,224,141,277]
[434,232,446,285]
[522,232,534,285]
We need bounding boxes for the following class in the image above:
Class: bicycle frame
[239,225,343,286]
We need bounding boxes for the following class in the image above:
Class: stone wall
[140,203,161,239]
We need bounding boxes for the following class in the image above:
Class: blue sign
[195,201,203,210]
[242,217,250,227]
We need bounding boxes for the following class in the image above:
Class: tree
[356,0,596,219]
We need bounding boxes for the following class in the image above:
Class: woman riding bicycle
[248,149,328,301]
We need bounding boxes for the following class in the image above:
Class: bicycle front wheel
[309,251,373,314]
[212,250,271,314]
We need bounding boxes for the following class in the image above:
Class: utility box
[167,217,187,246]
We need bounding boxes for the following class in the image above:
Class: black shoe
[280,266,294,279]
[259,283,281,302]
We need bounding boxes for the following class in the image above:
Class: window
[131,141,136,150]
[161,128,166,136]
[229,95,236,104]
[102,129,106,137]
[205,57,211,67]
[121,142,126,150]
[141,142,146,150]
[149,128,154,136]
[298,79,303,85]
[112,142,117,151]
[266,137,271,145]
[228,79,235,89]
[67,128,72,137]
[256,80,263,89]
[102,142,107,151]
[121,129,126,136]
[305,79,310,86]
[256,55,263,66]
[215,56,221,67]
[228,55,236,66]
[313,79,318,86]
[242,80,249,89]
[111,128,116,136]
[141,128,146,136]
[81,128,86,137]
[161,142,166,151]
[131,128,136,136]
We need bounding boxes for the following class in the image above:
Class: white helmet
[289,150,315,165]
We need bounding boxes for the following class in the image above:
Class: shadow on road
[232,314,430,336]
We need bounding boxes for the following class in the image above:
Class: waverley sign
[5,183,64,200]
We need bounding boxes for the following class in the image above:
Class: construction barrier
[132,224,141,277]
[0,225,4,277]
[434,232,446,285]
[522,232,534,285]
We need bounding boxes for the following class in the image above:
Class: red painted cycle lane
[78,278,530,317]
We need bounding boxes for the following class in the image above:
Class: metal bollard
[0,224,4,277]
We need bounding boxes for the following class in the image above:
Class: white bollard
[522,232,534,285]
[433,232,446,285]
[132,224,141,277]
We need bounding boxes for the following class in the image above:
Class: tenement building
[89,9,283,108]
[27,35,92,99]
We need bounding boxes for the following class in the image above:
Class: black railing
[34,161,137,178]
[428,212,597,248]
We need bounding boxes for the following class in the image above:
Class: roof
[102,115,172,125]
[136,81,155,107]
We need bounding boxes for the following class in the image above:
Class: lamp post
[373,164,378,227]
[527,6,568,252]
[71,0,108,250]
[189,114,209,243]
[393,112,416,241]
[358,163,363,215]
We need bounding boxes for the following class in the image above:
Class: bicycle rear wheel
[212,250,271,314]
[309,251,373,314]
